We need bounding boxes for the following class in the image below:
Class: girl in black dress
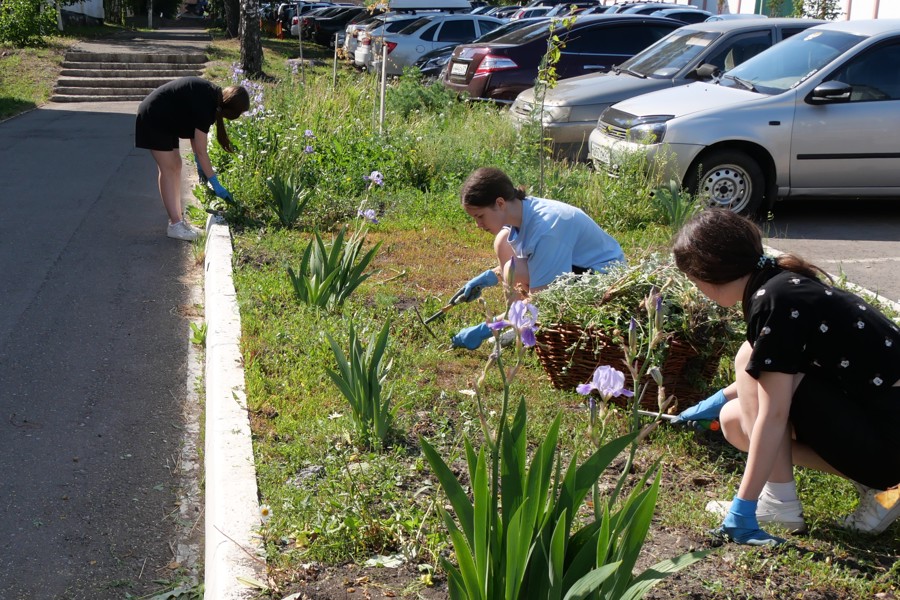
[672,209,900,545]
[135,76,249,240]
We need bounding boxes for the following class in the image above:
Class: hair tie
[756,255,776,270]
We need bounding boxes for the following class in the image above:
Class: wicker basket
[533,324,720,411]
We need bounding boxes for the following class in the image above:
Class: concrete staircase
[52,52,207,102]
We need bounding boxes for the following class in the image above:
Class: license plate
[591,142,611,165]
[450,62,467,77]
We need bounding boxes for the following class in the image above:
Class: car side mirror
[689,63,721,81]
[807,80,852,104]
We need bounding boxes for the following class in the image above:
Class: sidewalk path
[0,27,261,599]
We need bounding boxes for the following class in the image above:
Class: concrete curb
[203,215,265,599]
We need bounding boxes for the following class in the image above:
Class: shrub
[0,0,56,46]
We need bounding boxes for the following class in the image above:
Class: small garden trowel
[424,286,467,325]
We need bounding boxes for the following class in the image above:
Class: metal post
[297,0,305,83]
[333,33,339,88]
[379,43,388,136]
[148,0,153,29]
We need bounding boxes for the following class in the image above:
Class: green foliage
[0,0,57,46]
[325,320,396,449]
[265,173,310,228]
[386,67,457,119]
[791,0,841,19]
[652,179,702,233]
[421,401,708,600]
[189,322,208,347]
[287,226,381,310]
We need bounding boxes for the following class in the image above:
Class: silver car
[588,19,900,215]
[509,18,821,161]
[376,13,504,76]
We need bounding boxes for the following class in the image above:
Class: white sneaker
[167,220,200,241]
[843,483,900,535]
[706,489,806,533]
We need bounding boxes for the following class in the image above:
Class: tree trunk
[240,0,263,76]
[223,0,239,38]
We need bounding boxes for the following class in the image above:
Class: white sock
[762,480,798,502]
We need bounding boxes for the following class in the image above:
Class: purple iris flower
[576,365,634,401]
[304,129,315,138]
[363,170,384,186]
[358,208,378,224]
[304,145,314,154]
[487,300,538,347]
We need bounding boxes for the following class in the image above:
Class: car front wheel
[685,150,764,215]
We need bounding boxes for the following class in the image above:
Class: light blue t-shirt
[506,196,625,288]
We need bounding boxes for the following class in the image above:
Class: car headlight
[541,105,571,124]
[424,55,450,70]
[625,115,673,144]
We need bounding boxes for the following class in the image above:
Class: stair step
[51,94,149,102]
[56,76,189,88]
[60,68,203,78]
[53,85,158,96]
[64,52,207,64]
[62,60,203,71]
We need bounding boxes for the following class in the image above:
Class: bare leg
[493,230,529,295]
[721,342,848,480]
[722,342,796,484]
[151,149,184,224]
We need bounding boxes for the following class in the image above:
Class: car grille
[511,101,533,118]
[598,106,636,140]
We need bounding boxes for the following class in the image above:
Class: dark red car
[440,14,683,103]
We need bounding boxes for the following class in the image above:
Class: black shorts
[791,375,900,490]
[135,112,179,151]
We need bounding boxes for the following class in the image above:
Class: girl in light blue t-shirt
[451,167,625,349]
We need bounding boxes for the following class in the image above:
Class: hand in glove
[194,154,208,184]
[714,497,785,547]
[451,322,493,350]
[450,270,499,304]
[672,388,728,425]
[208,174,232,201]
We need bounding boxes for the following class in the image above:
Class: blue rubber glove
[672,388,728,424]
[194,153,208,183]
[451,322,493,350]
[208,174,232,201]
[451,270,499,304]
[715,497,785,547]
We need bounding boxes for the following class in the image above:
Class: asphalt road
[0,103,201,598]
[766,198,900,304]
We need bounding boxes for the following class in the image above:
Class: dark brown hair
[672,209,831,315]
[214,85,250,153]
[460,167,527,207]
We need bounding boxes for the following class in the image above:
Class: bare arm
[190,129,213,179]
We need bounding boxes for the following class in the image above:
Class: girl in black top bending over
[135,76,249,241]
[672,209,900,545]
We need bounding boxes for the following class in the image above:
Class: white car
[375,13,504,76]
[354,14,425,69]
[588,19,900,215]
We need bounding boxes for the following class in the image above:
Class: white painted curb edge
[203,215,265,599]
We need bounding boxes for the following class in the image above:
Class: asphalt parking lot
[765,197,900,304]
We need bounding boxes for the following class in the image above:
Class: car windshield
[398,16,434,35]
[619,29,719,78]
[720,29,865,95]
[487,18,554,44]
[472,18,537,43]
